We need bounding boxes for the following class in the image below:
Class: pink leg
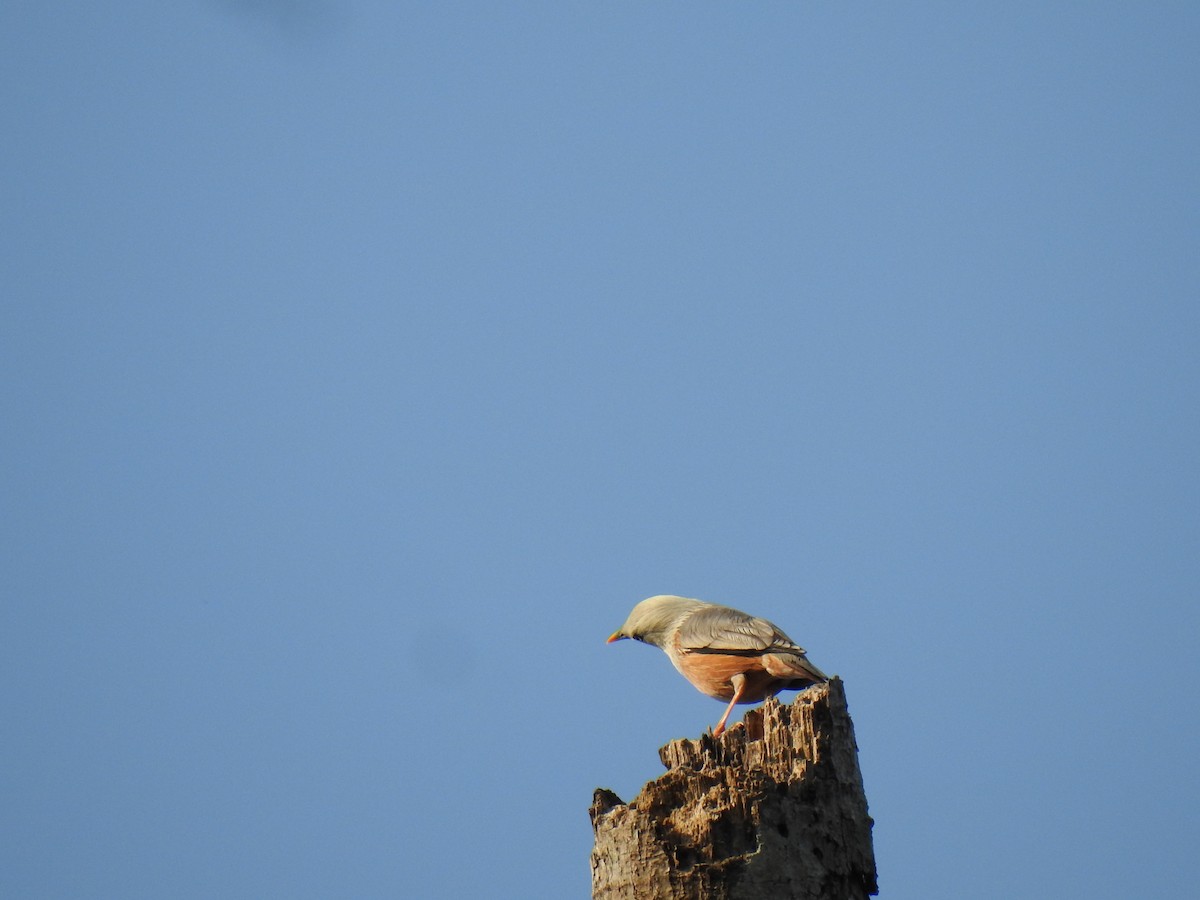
[712,674,748,736]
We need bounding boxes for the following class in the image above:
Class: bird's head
[606,595,706,649]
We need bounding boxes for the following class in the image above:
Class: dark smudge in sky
[211,0,351,43]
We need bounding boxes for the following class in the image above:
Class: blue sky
[2,3,1197,897]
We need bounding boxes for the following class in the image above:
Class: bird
[607,595,828,736]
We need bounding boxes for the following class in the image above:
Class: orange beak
[606,631,623,643]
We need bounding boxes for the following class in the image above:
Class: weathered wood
[590,678,877,899]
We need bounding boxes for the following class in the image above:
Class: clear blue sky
[2,3,1197,897]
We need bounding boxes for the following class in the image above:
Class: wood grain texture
[590,679,877,899]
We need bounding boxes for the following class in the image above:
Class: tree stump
[589,678,877,899]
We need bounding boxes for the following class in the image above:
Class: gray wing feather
[677,604,805,654]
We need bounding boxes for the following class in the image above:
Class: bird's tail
[765,651,828,685]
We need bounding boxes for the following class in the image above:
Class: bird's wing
[676,604,805,654]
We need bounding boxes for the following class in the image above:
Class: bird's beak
[606,630,624,644]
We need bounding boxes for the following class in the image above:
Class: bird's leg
[711,673,748,737]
